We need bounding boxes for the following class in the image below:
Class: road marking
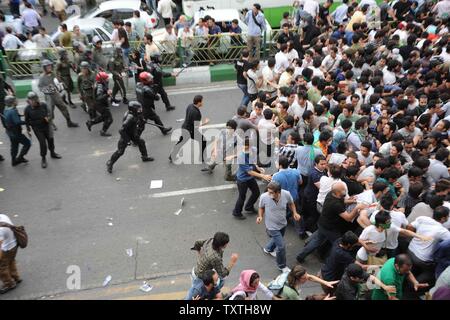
[199,123,226,130]
[149,184,237,198]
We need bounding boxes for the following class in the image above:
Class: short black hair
[380,194,394,210]
[433,206,449,221]
[263,108,273,120]
[212,232,230,250]
[201,270,216,286]
[314,154,326,164]
[193,95,203,105]
[374,210,390,227]
[435,147,450,162]
[226,119,237,130]
[373,181,388,194]
[341,231,359,246]
[395,254,412,268]
[278,155,290,169]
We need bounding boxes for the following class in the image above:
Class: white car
[64,0,159,30]
[51,18,115,45]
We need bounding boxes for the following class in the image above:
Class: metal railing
[1,30,283,79]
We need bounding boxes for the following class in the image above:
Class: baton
[175,62,193,77]
[144,120,166,129]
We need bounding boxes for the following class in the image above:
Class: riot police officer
[108,47,128,106]
[55,49,76,107]
[3,95,31,166]
[24,92,62,169]
[38,59,79,129]
[135,71,172,136]
[106,101,154,173]
[147,52,176,111]
[86,71,113,137]
[77,61,96,116]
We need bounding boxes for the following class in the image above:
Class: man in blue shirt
[185,270,222,300]
[244,3,266,61]
[2,96,31,166]
[233,137,272,220]
[272,155,303,236]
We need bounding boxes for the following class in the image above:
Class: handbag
[0,222,28,249]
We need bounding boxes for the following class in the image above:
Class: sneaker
[263,248,277,258]
[111,102,120,107]
[244,207,258,214]
[67,121,79,128]
[141,156,154,162]
[50,153,62,159]
[233,214,246,220]
[86,121,92,131]
[278,267,291,273]
[100,131,112,137]
[166,105,176,111]
[41,158,47,169]
[122,98,129,105]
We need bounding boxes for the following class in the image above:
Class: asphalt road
[0,81,323,300]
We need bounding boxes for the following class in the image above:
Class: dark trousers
[408,249,436,286]
[9,3,20,16]
[110,133,148,165]
[138,107,165,135]
[297,225,341,262]
[7,132,31,160]
[112,76,127,99]
[233,179,260,215]
[171,132,207,163]
[299,196,319,234]
[33,127,55,157]
[90,108,113,132]
[155,85,171,109]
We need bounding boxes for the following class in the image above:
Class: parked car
[64,0,159,30]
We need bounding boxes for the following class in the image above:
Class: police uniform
[147,59,175,111]
[106,102,153,173]
[77,68,96,119]
[55,52,75,105]
[87,80,113,136]
[135,81,171,136]
[107,49,128,103]
[37,66,78,128]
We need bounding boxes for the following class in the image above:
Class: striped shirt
[279,144,298,168]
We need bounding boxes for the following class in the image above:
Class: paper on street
[150,180,163,189]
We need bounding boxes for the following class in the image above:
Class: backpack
[267,270,290,296]
[0,222,28,249]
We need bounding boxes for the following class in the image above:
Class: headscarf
[231,270,258,294]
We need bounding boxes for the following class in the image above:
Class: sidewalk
[11,64,238,99]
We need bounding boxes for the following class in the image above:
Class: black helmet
[42,59,53,68]
[27,91,39,101]
[128,101,142,114]
[80,61,90,69]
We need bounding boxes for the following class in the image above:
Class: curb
[11,64,237,99]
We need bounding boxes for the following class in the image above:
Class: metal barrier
[2,30,284,79]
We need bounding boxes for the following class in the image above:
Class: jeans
[233,179,260,215]
[237,83,250,107]
[296,225,341,262]
[265,227,287,269]
[7,132,31,160]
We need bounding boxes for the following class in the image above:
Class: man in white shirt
[302,0,320,21]
[0,214,20,293]
[132,10,148,39]
[408,207,450,284]
[161,24,177,54]
[258,109,277,166]
[2,27,24,51]
[262,57,278,95]
[274,44,289,75]
[320,47,341,74]
[158,0,177,25]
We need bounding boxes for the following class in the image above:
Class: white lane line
[149,184,237,198]
[200,123,226,130]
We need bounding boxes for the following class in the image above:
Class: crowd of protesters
[184,0,450,301]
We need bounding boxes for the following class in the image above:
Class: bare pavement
[0,82,323,300]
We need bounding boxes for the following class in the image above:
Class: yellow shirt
[346,11,366,32]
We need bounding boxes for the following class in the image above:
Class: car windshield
[103,20,114,34]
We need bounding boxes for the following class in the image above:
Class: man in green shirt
[372,254,427,300]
